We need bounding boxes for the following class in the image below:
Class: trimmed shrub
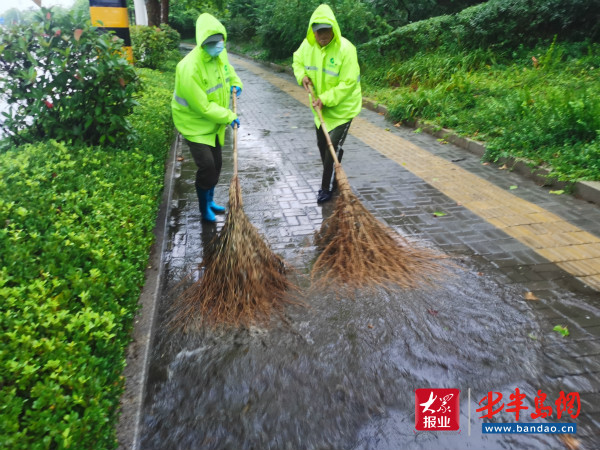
[0,68,174,450]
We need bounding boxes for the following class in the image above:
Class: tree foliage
[224,0,391,59]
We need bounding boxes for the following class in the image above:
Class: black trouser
[185,137,222,190]
[316,120,351,191]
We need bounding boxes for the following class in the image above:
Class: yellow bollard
[89,0,133,63]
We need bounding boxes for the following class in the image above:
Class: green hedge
[0,68,174,450]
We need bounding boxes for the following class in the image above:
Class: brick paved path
[140,54,600,449]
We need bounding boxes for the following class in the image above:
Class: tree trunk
[161,0,170,25]
[145,0,160,27]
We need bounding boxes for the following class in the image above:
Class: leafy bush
[0,7,139,147]
[131,24,182,70]
[0,68,174,450]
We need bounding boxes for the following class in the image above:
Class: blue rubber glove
[231,86,242,97]
[231,118,240,129]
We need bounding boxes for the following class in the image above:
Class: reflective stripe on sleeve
[174,93,189,107]
[305,65,318,71]
[323,69,339,77]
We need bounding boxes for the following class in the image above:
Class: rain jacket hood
[171,13,242,146]
[306,4,341,48]
[196,13,227,52]
[292,4,362,131]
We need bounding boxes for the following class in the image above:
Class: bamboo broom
[171,89,294,330]
[308,86,449,293]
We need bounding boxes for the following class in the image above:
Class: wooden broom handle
[307,85,340,165]
[232,87,238,177]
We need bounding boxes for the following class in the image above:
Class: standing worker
[292,4,362,204]
[172,13,243,222]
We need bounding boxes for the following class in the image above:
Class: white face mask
[205,41,224,57]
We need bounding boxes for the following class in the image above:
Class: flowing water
[140,254,589,450]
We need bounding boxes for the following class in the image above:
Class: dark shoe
[208,187,226,213]
[196,186,216,222]
[317,189,332,204]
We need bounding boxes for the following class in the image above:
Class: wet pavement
[135,54,600,450]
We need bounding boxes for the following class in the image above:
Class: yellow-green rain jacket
[172,13,242,146]
[292,4,362,131]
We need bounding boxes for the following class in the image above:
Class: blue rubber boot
[196,186,216,222]
[208,187,226,213]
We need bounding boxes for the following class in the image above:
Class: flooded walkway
[131,55,600,450]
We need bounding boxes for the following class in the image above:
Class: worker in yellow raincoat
[293,4,362,203]
[172,13,243,222]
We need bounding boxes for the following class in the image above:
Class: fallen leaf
[559,435,580,450]
[528,332,537,340]
[427,309,438,315]
[499,164,508,170]
[394,122,402,127]
[433,211,447,217]
[385,128,390,131]
[525,292,539,301]
[477,272,484,276]
[509,185,518,190]
[553,325,569,337]
[482,162,490,166]
[549,190,565,195]
[177,157,184,161]
[367,324,374,329]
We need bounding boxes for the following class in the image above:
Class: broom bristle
[170,176,294,330]
[311,164,451,293]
